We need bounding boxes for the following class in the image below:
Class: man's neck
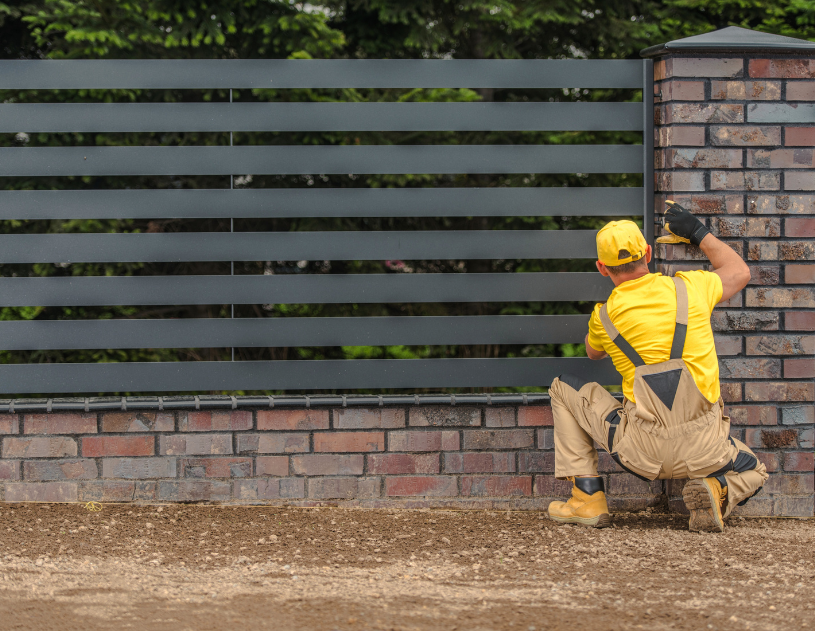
[609,268,651,287]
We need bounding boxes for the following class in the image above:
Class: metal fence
[0,59,653,394]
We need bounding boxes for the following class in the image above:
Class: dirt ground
[0,503,813,631]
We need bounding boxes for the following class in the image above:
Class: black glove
[659,200,710,246]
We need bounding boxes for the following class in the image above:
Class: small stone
[283,564,290,570]
[145,523,154,529]
[769,606,776,611]
[729,616,738,622]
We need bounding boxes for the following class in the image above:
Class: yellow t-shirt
[587,271,723,403]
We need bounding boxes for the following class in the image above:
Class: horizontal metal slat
[0,357,620,393]
[0,315,591,350]
[0,273,613,306]
[0,60,645,89]
[0,145,643,177]
[0,187,644,220]
[0,230,598,263]
[0,102,644,133]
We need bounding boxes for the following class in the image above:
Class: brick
[444,452,515,474]
[671,58,743,79]
[782,405,814,425]
[746,335,815,356]
[773,496,814,518]
[800,428,814,449]
[746,287,815,307]
[784,452,814,472]
[725,405,777,426]
[711,171,779,191]
[720,382,743,403]
[656,171,705,192]
[750,59,815,79]
[786,217,815,237]
[23,459,97,481]
[333,408,404,429]
[518,451,555,473]
[537,428,554,450]
[79,480,155,502]
[517,406,553,426]
[718,292,743,308]
[756,452,780,473]
[786,171,815,190]
[711,310,778,331]
[255,456,289,476]
[711,126,781,146]
[656,193,743,215]
[313,431,384,453]
[4,482,78,502]
[101,412,174,433]
[101,457,176,479]
[460,475,531,497]
[157,480,231,502]
[656,126,706,147]
[308,476,380,499]
[785,311,815,330]
[236,433,309,454]
[731,497,773,516]
[180,410,252,432]
[2,437,77,458]
[533,475,574,496]
[748,194,815,214]
[713,217,780,238]
[484,407,514,427]
[787,82,815,100]
[745,427,798,449]
[662,103,743,124]
[410,406,479,427]
[461,429,534,450]
[0,414,19,435]
[761,473,814,495]
[257,409,328,431]
[746,381,814,402]
[785,264,815,284]
[387,430,458,452]
[367,453,439,475]
[711,80,780,100]
[785,127,815,146]
[0,461,20,480]
[159,434,231,456]
[748,103,815,123]
[719,357,780,379]
[608,475,662,496]
[256,477,305,500]
[180,457,252,478]
[748,265,781,285]
[24,413,97,435]
[291,454,363,476]
[785,358,815,379]
[385,476,457,497]
[749,148,815,168]
[729,427,745,442]
[660,80,705,101]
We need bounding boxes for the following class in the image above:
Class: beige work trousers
[550,376,768,518]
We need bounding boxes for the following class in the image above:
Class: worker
[547,202,768,532]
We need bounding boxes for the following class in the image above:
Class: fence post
[644,26,815,517]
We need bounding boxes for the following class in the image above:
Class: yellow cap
[596,220,647,267]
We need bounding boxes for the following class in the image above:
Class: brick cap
[641,26,815,58]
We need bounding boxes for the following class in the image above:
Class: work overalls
[549,276,768,517]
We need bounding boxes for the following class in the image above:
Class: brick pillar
[646,27,814,517]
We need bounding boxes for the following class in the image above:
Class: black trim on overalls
[605,409,651,483]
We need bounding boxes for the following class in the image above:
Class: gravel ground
[0,503,813,631]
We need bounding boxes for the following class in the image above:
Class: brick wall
[654,54,814,517]
[0,405,665,510]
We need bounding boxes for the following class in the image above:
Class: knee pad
[556,373,589,392]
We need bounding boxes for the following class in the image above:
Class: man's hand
[657,200,711,246]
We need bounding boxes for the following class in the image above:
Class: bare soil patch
[0,503,813,630]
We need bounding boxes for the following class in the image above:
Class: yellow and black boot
[683,477,727,533]
[547,477,611,528]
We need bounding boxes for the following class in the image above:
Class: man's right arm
[698,233,751,303]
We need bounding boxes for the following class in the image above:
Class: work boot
[683,477,727,533]
[547,477,610,528]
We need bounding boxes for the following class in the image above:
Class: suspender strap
[599,303,645,367]
[669,276,688,361]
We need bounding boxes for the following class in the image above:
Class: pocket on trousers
[614,434,663,479]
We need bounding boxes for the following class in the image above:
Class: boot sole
[683,479,724,533]
[548,512,611,528]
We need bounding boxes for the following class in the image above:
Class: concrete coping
[642,26,815,58]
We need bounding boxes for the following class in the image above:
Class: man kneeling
[547,203,768,532]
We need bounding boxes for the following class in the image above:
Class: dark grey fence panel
[0,315,591,350]
[1,145,643,177]
[0,187,644,220]
[0,273,614,307]
[0,357,620,394]
[0,102,644,132]
[0,230,598,263]
[0,59,645,89]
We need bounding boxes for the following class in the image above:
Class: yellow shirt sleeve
[676,270,723,314]
[587,303,608,354]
